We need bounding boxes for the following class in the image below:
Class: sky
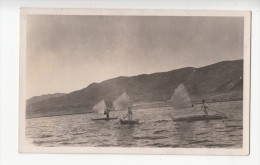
[26,15,244,98]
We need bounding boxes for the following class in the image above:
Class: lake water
[26,101,242,148]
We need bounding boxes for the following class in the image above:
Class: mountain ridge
[26,59,243,118]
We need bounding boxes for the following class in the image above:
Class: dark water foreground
[26,101,242,148]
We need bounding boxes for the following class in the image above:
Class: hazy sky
[26,15,244,98]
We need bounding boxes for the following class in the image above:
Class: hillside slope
[26,60,243,118]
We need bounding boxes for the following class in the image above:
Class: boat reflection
[115,124,136,147]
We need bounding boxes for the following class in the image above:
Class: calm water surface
[26,101,242,148]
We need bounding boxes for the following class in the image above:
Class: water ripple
[26,101,243,148]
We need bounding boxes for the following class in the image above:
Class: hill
[27,93,66,105]
[26,60,243,118]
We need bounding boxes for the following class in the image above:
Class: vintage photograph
[19,9,250,154]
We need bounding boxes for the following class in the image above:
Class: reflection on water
[26,101,243,148]
[115,125,136,147]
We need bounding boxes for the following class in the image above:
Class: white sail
[170,83,192,109]
[113,92,130,111]
[92,100,107,114]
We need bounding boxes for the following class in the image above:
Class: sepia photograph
[19,8,251,155]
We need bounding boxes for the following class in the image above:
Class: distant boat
[169,83,227,122]
[119,119,139,125]
[113,92,139,125]
[91,100,117,121]
[170,114,227,122]
[91,117,117,121]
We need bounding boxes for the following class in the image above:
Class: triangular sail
[92,100,107,114]
[170,83,192,109]
[113,92,130,111]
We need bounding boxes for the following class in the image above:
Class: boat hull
[91,117,118,121]
[119,119,139,125]
[172,114,227,122]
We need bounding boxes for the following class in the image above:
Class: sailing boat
[113,92,139,125]
[169,83,227,122]
[91,100,117,121]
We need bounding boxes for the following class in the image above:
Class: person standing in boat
[104,108,110,119]
[201,99,209,116]
[127,106,133,121]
